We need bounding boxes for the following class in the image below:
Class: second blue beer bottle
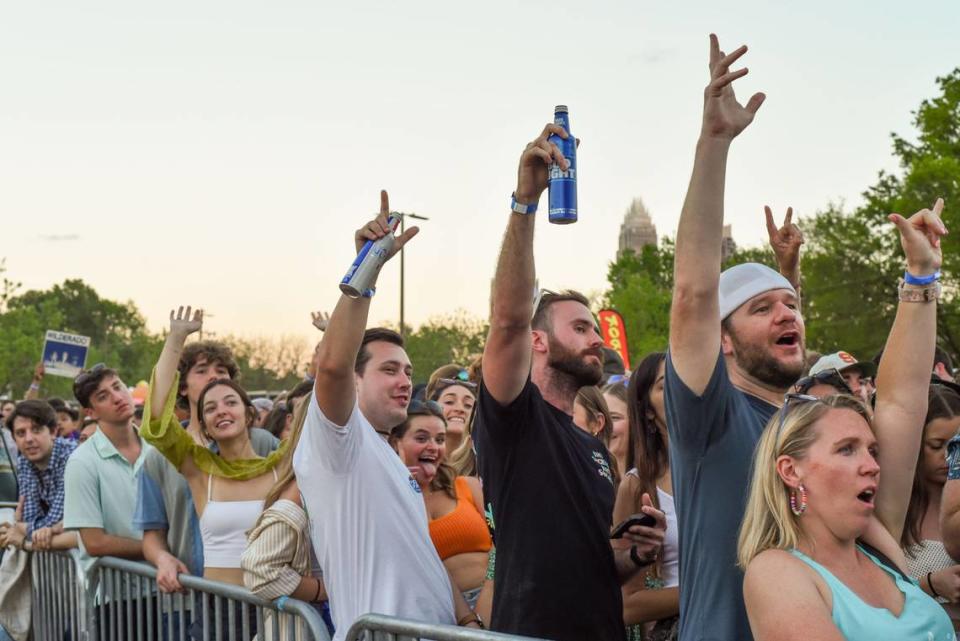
[547,105,577,224]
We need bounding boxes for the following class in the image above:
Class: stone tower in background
[618,198,658,258]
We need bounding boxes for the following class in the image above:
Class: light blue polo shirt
[64,427,152,577]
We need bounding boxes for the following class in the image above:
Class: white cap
[809,351,877,378]
[718,263,797,320]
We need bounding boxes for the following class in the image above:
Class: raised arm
[669,34,765,394]
[314,191,417,425]
[150,307,203,420]
[482,124,568,404]
[873,198,946,542]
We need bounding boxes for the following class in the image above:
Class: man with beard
[665,35,806,641]
[472,124,666,641]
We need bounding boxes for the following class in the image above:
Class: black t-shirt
[473,378,624,641]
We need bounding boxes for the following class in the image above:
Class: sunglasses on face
[73,363,107,386]
[794,368,853,396]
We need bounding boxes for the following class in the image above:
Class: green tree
[402,312,488,384]
[0,278,163,399]
[603,243,674,362]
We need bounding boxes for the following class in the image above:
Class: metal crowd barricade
[29,551,331,641]
[345,614,547,641]
[29,548,94,641]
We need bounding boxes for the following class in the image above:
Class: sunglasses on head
[794,368,853,396]
[73,363,107,386]
[436,376,477,391]
[774,393,821,443]
[606,374,629,387]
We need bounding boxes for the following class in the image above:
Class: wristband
[898,279,942,303]
[275,595,289,611]
[29,383,40,391]
[928,572,942,599]
[510,192,537,215]
[904,269,940,286]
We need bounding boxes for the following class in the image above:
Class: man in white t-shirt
[293,191,466,640]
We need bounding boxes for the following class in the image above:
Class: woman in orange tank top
[390,400,492,609]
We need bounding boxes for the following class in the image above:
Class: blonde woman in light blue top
[738,199,955,641]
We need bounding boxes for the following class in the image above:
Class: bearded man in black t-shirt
[472,123,666,641]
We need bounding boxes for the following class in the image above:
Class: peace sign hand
[169,306,203,339]
[701,34,766,141]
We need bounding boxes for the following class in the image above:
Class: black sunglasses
[794,368,853,396]
[73,363,107,386]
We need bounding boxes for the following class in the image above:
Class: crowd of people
[1,33,959,641]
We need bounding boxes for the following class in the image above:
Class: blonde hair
[737,395,872,569]
[262,394,310,510]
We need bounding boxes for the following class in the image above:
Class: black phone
[610,513,657,539]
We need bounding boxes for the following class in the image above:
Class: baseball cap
[718,263,797,320]
[809,351,877,379]
[251,398,274,413]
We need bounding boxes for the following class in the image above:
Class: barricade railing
[28,551,332,641]
[29,547,94,641]
[345,614,547,641]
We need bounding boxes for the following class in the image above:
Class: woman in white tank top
[142,374,287,587]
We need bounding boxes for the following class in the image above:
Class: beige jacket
[241,498,312,600]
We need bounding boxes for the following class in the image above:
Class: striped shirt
[241,498,316,600]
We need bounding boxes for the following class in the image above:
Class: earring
[790,484,808,516]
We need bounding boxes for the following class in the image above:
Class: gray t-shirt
[664,351,777,641]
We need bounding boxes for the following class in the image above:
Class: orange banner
[598,309,630,371]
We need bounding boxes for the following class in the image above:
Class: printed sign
[41,330,91,378]
[598,309,631,371]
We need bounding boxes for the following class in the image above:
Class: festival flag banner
[41,330,91,378]
[598,309,631,371]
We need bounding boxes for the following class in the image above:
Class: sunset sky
[3,0,958,345]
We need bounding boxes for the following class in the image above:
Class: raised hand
[889,197,947,276]
[765,206,804,279]
[701,34,765,141]
[169,306,203,338]
[515,124,570,205]
[354,190,419,258]
[311,311,331,333]
[32,362,45,383]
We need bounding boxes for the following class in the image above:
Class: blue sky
[2,0,958,342]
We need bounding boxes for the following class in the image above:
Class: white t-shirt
[293,394,455,640]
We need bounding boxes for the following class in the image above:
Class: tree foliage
[401,312,488,385]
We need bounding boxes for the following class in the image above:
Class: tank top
[428,476,493,560]
[789,546,956,641]
[199,470,278,569]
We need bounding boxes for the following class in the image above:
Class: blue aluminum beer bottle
[340,214,399,298]
[548,105,577,224]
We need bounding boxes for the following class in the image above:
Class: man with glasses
[293,192,467,641]
[473,121,666,640]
